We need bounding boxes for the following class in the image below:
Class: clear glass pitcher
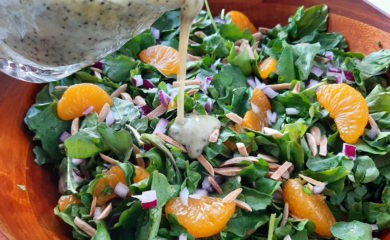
[0,0,185,83]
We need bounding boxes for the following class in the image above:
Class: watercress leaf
[103,55,138,82]
[213,64,247,89]
[202,33,230,58]
[228,46,252,76]
[331,221,372,240]
[98,124,133,161]
[239,159,269,182]
[219,24,253,42]
[254,177,281,195]
[185,161,201,193]
[92,221,111,240]
[354,156,380,183]
[302,166,350,183]
[152,10,181,32]
[306,155,349,172]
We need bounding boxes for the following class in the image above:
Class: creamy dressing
[168,114,221,158]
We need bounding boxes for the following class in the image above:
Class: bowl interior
[0,0,390,239]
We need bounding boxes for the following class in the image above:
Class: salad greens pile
[25,3,390,240]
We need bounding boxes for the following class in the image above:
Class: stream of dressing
[168,0,221,159]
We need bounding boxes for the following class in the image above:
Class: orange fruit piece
[242,88,271,131]
[57,83,113,120]
[284,179,336,238]
[134,166,150,183]
[93,166,126,206]
[259,57,278,80]
[139,45,179,76]
[58,195,80,212]
[227,11,257,33]
[165,196,235,238]
[317,83,369,144]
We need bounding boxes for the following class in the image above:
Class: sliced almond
[146,104,167,120]
[71,117,80,135]
[187,88,199,96]
[155,132,187,152]
[208,128,220,143]
[263,127,283,139]
[270,161,293,181]
[306,133,318,156]
[54,86,68,91]
[252,32,263,41]
[197,155,215,177]
[194,31,206,39]
[172,79,202,88]
[257,153,278,163]
[234,200,252,212]
[208,176,223,195]
[223,188,243,203]
[187,54,202,62]
[89,196,97,216]
[267,83,291,91]
[214,167,243,176]
[110,84,128,98]
[221,156,259,167]
[268,163,281,171]
[245,44,255,60]
[319,135,328,157]
[226,112,243,125]
[133,96,147,107]
[369,114,379,129]
[299,174,326,186]
[281,203,289,227]
[258,27,271,34]
[310,126,321,146]
[98,103,110,123]
[120,92,133,102]
[99,153,119,165]
[74,216,96,237]
[133,144,145,168]
[292,83,301,93]
[94,70,102,79]
[236,142,249,157]
[252,41,260,52]
[97,203,112,220]
[90,67,102,73]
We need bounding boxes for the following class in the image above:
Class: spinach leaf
[277,45,296,83]
[65,126,104,159]
[292,43,321,80]
[231,87,251,117]
[103,55,138,82]
[92,221,111,240]
[219,24,253,42]
[213,64,247,89]
[354,156,380,184]
[152,10,181,32]
[366,85,390,113]
[58,157,81,194]
[110,98,141,129]
[225,211,269,238]
[98,124,133,161]
[202,33,230,58]
[32,146,52,166]
[331,221,372,240]
[294,5,329,37]
[118,30,156,58]
[357,49,390,80]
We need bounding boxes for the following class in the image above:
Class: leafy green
[98,124,133,161]
[103,55,138,82]
[92,221,111,240]
[118,30,156,58]
[366,85,390,113]
[331,221,372,240]
[357,49,390,80]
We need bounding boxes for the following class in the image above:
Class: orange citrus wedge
[139,45,179,76]
[227,11,257,33]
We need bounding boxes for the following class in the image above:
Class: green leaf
[219,24,253,42]
[292,42,321,80]
[242,187,273,211]
[366,85,390,113]
[98,124,133,161]
[118,30,156,58]
[354,156,380,183]
[64,126,103,159]
[185,162,202,193]
[165,214,195,239]
[302,166,350,183]
[110,98,141,129]
[114,201,143,229]
[201,33,230,58]
[231,87,251,117]
[228,46,252,76]
[58,157,81,194]
[357,49,390,80]
[225,211,269,237]
[213,64,247,89]
[295,4,329,37]
[331,221,372,240]
[32,146,52,166]
[54,207,88,238]
[151,171,177,208]
[277,45,296,83]
[239,160,269,182]
[92,221,111,240]
[103,55,138,82]
[152,10,181,32]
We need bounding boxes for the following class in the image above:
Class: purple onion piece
[324,51,334,61]
[202,177,214,193]
[178,234,187,240]
[72,169,85,183]
[285,107,299,115]
[343,70,355,82]
[143,79,155,89]
[153,118,169,135]
[106,111,115,126]
[205,98,213,113]
[189,189,208,199]
[313,185,326,194]
[133,75,143,87]
[306,79,319,89]
[201,76,213,93]
[254,77,262,86]
[179,187,189,206]
[214,17,226,24]
[82,106,95,116]
[71,158,83,166]
[93,207,103,220]
[114,182,130,199]
[262,86,279,99]
[311,66,324,77]
[328,66,342,73]
[59,131,71,143]
[343,143,356,160]
[366,128,379,140]
[159,90,171,107]
[151,27,160,40]
[371,224,378,231]
[247,77,257,89]
[327,72,343,83]
[92,61,104,70]
[139,105,152,115]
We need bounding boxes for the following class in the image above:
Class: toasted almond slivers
[226,112,243,125]
[99,153,119,165]
[120,92,133,102]
[257,153,278,163]
[74,216,96,237]
[223,188,243,203]
[258,27,271,34]
[267,83,291,91]
[155,132,187,152]
[133,96,147,107]
[270,161,293,181]
[268,163,281,171]
[194,31,207,39]
[146,104,167,120]
[187,54,202,62]
[236,142,249,157]
[369,115,379,129]
[172,79,202,88]
[319,135,328,157]
[306,133,318,156]
[133,144,145,168]
[97,203,112,221]
[214,167,243,177]
[310,126,321,146]
[221,156,259,167]
[90,67,102,73]
[54,86,68,91]
[299,174,326,186]
[187,88,199,97]
[89,196,97,216]
[292,83,301,94]
[252,32,263,42]
[281,203,289,227]
[208,128,220,143]
[98,103,110,123]
[234,200,252,212]
[245,44,255,60]
[197,155,215,177]
[263,127,283,139]
[208,176,223,195]
[71,117,80,135]
[94,71,102,79]
[110,84,128,98]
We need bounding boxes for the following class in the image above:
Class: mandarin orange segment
[165,196,235,238]
[58,195,80,212]
[242,110,263,131]
[284,179,336,238]
[93,166,126,206]
[259,57,278,80]
[242,88,271,131]
[57,83,113,120]
[134,166,150,183]
[139,45,179,76]
[317,84,369,144]
[227,11,257,34]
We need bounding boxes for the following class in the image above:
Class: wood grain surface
[0,0,388,239]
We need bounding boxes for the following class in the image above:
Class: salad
[25,3,390,240]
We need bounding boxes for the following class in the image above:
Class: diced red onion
[313,184,326,194]
[306,79,319,89]
[92,61,104,70]
[258,85,278,99]
[205,98,213,113]
[159,90,171,107]
[133,75,143,87]
[93,207,102,220]
[105,111,115,126]
[151,27,160,40]
[267,110,277,124]
[286,107,299,115]
[139,105,152,115]
[82,106,95,116]
[343,70,355,84]
[59,131,71,143]
[153,118,169,135]
[189,189,208,199]
[311,66,324,77]
[114,182,130,199]
[143,144,153,151]
[247,77,257,89]
[201,76,213,93]
[214,17,225,24]
[328,67,342,73]
[143,79,155,89]
[71,158,83,166]
[72,169,85,183]
[179,187,189,206]
[133,190,158,209]
[324,51,334,61]
[327,72,343,83]
[178,234,187,240]
[342,143,356,160]
[202,177,213,193]
[371,224,378,231]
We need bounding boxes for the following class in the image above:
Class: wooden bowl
[0,0,389,239]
